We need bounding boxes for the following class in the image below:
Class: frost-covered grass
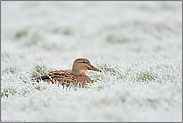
[1,1,182,122]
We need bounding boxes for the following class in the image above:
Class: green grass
[15,29,40,46]
[1,87,17,98]
[106,34,129,44]
[99,63,121,76]
[31,62,56,78]
[52,27,74,35]
[24,32,39,46]
[15,29,27,38]
[62,27,73,35]
[136,71,157,82]
[2,67,19,74]
[1,88,9,98]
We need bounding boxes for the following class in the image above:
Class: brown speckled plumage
[31,58,101,87]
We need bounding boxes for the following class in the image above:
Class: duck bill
[89,66,102,72]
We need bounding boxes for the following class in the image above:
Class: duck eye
[79,61,87,64]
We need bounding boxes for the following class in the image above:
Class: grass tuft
[62,28,73,35]
[1,89,9,98]
[53,27,74,35]
[1,87,17,98]
[31,62,56,78]
[136,71,157,82]
[15,29,27,38]
[106,34,129,44]
[100,64,121,76]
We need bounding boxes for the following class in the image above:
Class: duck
[31,58,101,87]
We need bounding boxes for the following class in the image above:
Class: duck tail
[23,74,50,85]
[32,74,50,82]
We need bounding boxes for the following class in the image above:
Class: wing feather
[32,70,93,87]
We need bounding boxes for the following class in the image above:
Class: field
[1,1,182,122]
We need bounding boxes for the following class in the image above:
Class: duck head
[72,58,101,76]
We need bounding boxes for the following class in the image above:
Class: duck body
[32,70,93,87]
[31,58,101,87]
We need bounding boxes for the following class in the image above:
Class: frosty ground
[1,1,182,122]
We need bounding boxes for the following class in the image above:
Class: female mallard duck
[31,58,101,87]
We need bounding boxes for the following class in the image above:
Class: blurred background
[2,1,181,68]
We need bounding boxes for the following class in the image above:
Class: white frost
[1,1,182,122]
